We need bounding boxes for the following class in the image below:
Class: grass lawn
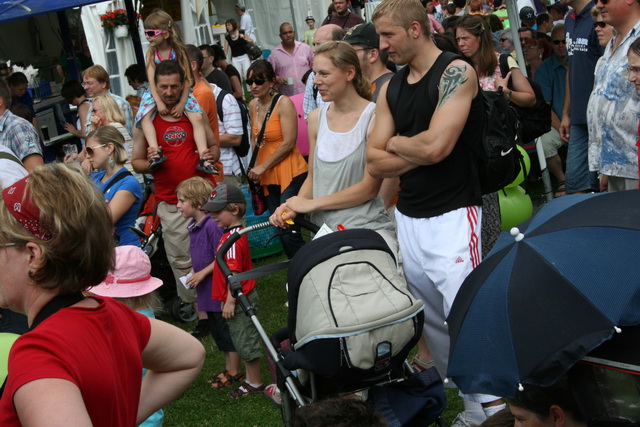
[160,250,464,427]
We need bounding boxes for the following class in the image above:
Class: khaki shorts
[227,290,261,361]
[540,127,565,158]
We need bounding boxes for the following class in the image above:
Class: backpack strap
[426,52,465,107]
[0,151,24,167]
[103,169,133,195]
[216,88,231,122]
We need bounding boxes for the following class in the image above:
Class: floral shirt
[587,22,640,179]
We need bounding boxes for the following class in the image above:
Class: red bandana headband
[2,176,53,241]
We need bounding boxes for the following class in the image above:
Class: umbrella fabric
[447,190,640,398]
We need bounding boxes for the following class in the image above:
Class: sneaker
[451,412,475,427]
[264,384,282,408]
[191,320,209,340]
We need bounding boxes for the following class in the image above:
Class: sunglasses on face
[86,144,107,156]
[145,29,168,38]
[553,40,567,45]
[593,21,607,29]
[246,78,266,86]
[500,38,509,42]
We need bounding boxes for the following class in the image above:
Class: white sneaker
[451,412,475,427]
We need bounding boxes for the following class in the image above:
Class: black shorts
[206,311,236,352]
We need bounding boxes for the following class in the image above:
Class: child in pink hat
[88,245,164,427]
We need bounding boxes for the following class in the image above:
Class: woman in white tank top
[270,41,395,246]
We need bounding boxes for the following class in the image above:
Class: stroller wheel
[172,297,197,322]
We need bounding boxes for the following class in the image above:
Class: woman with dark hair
[509,378,587,427]
[224,18,253,89]
[0,163,204,426]
[246,60,307,258]
[456,15,535,106]
[61,80,90,141]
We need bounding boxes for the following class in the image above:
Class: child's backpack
[499,53,551,143]
[283,229,424,394]
[216,89,251,157]
[387,51,523,195]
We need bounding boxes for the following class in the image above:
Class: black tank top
[226,34,247,58]
[389,53,483,218]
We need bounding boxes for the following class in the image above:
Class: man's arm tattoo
[437,64,468,108]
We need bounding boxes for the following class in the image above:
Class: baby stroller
[217,219,443,426]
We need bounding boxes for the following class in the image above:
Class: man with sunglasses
[268,22,314,97]
[559,0,603,194]
[585,0,640,192]
[535,23,569,196]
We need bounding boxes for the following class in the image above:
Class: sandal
[264,384,282,408]
[196,159,219,175]
[148,154,168,171]
[229,381,265,398]
[208,369,245,389]
[555,181,566,198]
[410,356,435,372]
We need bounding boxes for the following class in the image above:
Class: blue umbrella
[446,190,640,398]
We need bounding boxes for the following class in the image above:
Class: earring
[108,156,115,168]
[28,269,34,277]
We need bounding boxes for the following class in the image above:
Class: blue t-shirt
[565,2,603,125]
[534,53,567,120]
[92,168,142,247]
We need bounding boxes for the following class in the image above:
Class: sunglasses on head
[553,39,567,45]
[593,21,607,29]
[246,78,266,86]
[145,29,168,38]
[86,144,106,156]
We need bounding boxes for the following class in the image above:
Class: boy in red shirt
[204,184,264,397]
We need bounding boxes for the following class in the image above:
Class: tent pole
[505,0,527,76]
[124,0,145,66]
[56,11,80,82]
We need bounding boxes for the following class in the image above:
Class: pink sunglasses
[145,29,168,38]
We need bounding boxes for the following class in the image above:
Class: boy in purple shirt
[176,177,244,389]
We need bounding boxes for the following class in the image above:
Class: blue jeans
[565,124,598,193]
[265,172,307,258]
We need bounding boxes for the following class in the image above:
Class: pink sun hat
[89,245,163,298]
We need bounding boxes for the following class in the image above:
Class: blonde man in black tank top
[367,0,505,425]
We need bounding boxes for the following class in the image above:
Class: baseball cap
[519,6,535,21]
[343,22,379,50]
[203,184,245,212]
[88,245,163,298]
[305,16,315,22]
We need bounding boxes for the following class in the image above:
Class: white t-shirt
[211,84,246,176]
[0,145,27,189]
[240,13,255,41]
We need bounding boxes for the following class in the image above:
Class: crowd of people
[0,0,638,424]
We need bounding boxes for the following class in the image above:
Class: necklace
[254,96,272,146]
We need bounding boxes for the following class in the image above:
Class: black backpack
[387,52,523,195]
[216,89,251,157]
[499,54,551,143]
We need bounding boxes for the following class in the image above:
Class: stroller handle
[215,217,319,297]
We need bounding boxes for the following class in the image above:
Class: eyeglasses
[86,144,107,156]
[553,40,567,45]
[145,29,168,38]
[0,243,19,249]
[524,45,539,50]
[593,21,607,29]
[82,80,98,88]
[628,66,640,75]
[246,78,266,86]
